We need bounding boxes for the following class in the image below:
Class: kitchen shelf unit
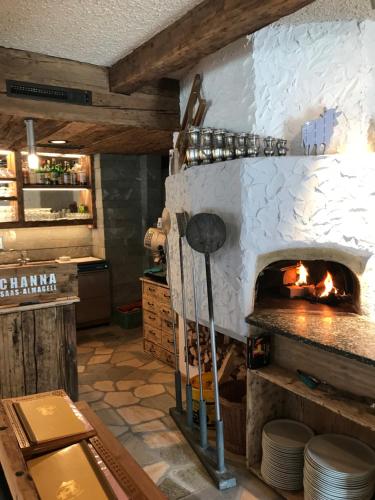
[0,152,96,228]
[0,151,20,228]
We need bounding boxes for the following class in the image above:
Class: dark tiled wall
[100,154,165,308]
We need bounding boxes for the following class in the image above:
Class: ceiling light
[48,140,68,144]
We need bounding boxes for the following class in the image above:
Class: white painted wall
[180,0,375,155]
[166,155,375,339]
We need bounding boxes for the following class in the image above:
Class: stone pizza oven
[166,154,375,339]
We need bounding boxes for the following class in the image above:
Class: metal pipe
[205,252,225,472]
[165,239,183,413]
[191,250,208,449]
[24,119,36,155]
[179,236,193,428]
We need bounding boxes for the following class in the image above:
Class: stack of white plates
[261,419,314,491]
[304,434,375,500]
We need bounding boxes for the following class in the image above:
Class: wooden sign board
[0,263,78,306]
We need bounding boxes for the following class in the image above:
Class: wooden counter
[0,262,79,400]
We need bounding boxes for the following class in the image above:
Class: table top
[247,309,375,367]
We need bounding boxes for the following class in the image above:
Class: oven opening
[254,260,360,314]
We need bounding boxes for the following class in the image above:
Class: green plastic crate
[113,307,142,329]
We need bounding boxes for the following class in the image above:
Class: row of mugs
[186,127,288,167]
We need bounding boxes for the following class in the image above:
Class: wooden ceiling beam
[109,0,315,94]
[0,47,179,130]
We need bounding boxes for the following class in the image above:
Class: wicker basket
[219,380,247,456]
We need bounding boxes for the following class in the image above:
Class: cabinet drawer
[144,340,175,367]
[144,324,162,344]
[143,310,161,329]
[161,332,176,353]
[158,287,171,304]
[143,294,159,314]
[161,317,174,335]
[143,282,159,298]
[160,303,173,321]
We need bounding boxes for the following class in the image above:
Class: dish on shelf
[261,419,314,491]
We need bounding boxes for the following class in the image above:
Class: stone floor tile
[90,401,110,411]
[143,431,183,448]
[111,351,137,364]
[159,477,191,500]
[170,465,211,495]
[117,405,165,425]
[143,461,169,484]
[139,360,166,371]
[95,347,114,355]
[95,408,126,427]
[93,380,115,392]
[87,354,111,365]
[79,390,103,403]
[104,391,140,408]
[116,358,145,368]
[116,379,146,391]
[149,372,175,384]
[140,393,175,412]
[132,420,167,433]
[80,340,104,347]
[108,425,129,438]
[77,346,94,354]
[134,384,165,398]
[159,444,198,466]
[119,433,160,467]
[78,384,93,394]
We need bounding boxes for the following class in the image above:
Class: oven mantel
[166,154,375,340]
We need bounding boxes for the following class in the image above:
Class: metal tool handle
[165,239,183,413]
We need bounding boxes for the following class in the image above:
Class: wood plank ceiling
[0,0,316,155]
[0,115,174,155]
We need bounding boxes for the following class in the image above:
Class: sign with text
[0,263,78,306]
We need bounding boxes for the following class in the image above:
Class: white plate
[263,419,314,449]
[305,435,375,477]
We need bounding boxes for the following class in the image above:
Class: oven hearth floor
[77,324,280,500]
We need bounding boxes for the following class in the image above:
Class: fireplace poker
[186,213,227,473]
[161,208,183,414]
[175,211,194,428]
[191,248,208,449]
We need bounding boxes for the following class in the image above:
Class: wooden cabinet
[141,278,177,368]
[0,301,78,401]
[0,151,96,229]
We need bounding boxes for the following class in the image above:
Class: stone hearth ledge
[166,154,375,341]
[247,310,375,366]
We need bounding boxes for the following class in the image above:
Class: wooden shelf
[23,219,93,227]
[23,184,91,189]
[253,365,375,432]
[0,177,16,181]
[249,462,304,500]
[0,196,17,201]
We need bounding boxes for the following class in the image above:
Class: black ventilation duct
[6,80,92,106]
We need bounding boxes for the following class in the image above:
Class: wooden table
[0,400,166,499]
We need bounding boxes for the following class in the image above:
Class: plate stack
[304,434,375,500]
[261,419,314,491]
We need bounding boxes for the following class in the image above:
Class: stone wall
[100,154,165,308]
[166,155,375,339]
[0,225,93,264]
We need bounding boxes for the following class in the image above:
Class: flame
[319,271,337,298]
[295,261,309,286]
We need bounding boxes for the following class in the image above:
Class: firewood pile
[186,320,246,382]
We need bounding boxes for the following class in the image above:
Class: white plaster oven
[166,154,375,340]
